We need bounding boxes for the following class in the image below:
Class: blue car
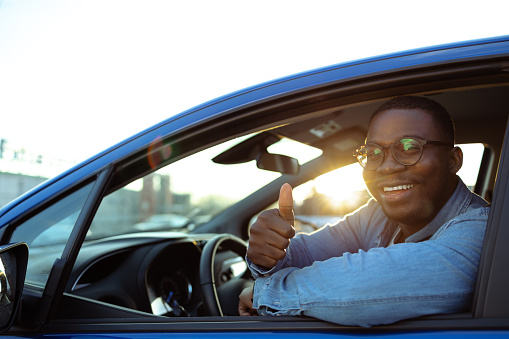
[0,35,508,338]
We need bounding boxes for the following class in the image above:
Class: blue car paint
[2,330,509,338]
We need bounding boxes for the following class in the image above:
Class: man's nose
[376,149,406,174]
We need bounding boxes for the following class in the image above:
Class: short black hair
[370,96,455,145]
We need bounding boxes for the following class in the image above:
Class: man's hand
[238,285,257,316]
[247,183,296,268]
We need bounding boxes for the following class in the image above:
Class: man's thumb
[278,183,294,226]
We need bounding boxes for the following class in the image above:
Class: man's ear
[449,146,463,174]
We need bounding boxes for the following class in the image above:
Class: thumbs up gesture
[247,183,296,269]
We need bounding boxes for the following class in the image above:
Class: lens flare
[147,137,172,169]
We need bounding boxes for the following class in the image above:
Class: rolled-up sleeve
[252,207,489,327]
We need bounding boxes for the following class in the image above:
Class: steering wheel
[199,234,252,316]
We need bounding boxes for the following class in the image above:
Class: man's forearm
[252,213,487,327]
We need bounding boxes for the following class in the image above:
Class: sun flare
[314,163,367,205]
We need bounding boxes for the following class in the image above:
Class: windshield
[87,134,322,241]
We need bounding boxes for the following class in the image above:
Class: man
[238,96,489,327]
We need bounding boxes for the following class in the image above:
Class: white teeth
[383,184,414,192]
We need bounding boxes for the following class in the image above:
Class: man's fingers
[253,253,279,269]
[247,240,286,267]
[239,308,256,316]
[278,183,295,226]
[252,210,295,240]
[250,222,291,249]
[238,286,257,316]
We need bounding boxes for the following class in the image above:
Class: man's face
[362,108,460,231]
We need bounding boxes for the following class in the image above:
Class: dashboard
[67,232,248,317]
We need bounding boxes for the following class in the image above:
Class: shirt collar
[405,177,472,243]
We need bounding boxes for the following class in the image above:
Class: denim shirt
[248,178,489,327]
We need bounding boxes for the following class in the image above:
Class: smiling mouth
[382,184,414,193]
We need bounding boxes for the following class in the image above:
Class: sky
[0,0,508,179]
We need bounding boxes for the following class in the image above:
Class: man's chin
[380,201,435,229]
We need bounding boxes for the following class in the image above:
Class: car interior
[8,58,509,332]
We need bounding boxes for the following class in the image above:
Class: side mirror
[0,243,28,334]
[256,152,300,175]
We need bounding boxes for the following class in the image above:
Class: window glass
[456,143,485,189]
[87,135,322,241]
[9,182,94,287]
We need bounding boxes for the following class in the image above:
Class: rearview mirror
[256,152,300,175]
[0,243,28,334]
